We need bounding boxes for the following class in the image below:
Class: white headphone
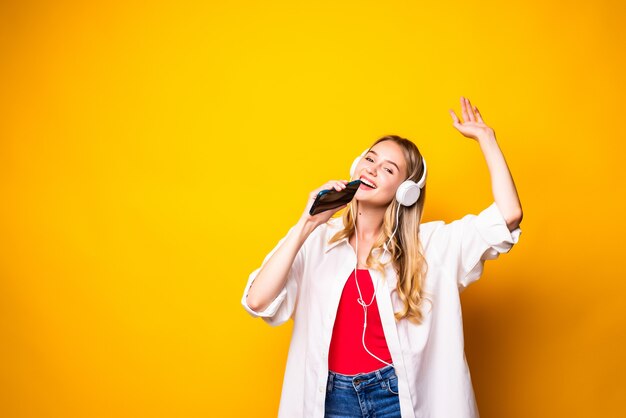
[348,146,427,369]
[350,148,427,207]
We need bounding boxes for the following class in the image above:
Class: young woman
[241,96,523,418]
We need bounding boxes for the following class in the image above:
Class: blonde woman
[242,97,523,418]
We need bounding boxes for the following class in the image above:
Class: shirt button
[319,386,324,393]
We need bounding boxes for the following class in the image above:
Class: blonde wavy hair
[328,135,432,325]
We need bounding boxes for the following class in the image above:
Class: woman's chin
[354,194,392,209]
[355,188,375,199]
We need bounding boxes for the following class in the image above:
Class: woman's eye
[385,168,393,174]
[365,157,374,162]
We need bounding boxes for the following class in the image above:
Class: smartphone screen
[309,180,362,216]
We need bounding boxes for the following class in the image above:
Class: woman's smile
[359,181,376,191]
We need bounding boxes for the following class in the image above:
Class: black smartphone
[309,180,362,216]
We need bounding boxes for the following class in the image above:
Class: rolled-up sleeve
[241,226,306,326]
[431,202,522,292]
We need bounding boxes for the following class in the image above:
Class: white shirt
[241,202,522,418]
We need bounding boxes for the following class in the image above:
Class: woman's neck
[353,202,386,241]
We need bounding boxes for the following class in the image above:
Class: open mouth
[360,178,376,189]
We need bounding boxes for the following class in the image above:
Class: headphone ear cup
[350,156,361,179]
[350,149,369,179]
[395,180,420,206]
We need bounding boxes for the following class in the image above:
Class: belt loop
[327,372,334,392]
[375,368,382,381]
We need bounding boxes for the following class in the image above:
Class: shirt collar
[323,217,347,253]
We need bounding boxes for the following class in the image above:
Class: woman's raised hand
[449,96,495,141]
[300,180,350,227]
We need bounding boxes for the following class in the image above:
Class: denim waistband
[328,364,396,386]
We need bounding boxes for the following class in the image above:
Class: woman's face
[352,140,409,207]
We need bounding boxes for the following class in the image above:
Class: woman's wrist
[477,130,497,144]
[295,217,318,240]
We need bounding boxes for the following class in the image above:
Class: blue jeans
[324,364,401,418]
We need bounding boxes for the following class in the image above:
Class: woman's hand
[449,96,495,141]
[299,180,350,228]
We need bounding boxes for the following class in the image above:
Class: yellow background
[1,1,624,417]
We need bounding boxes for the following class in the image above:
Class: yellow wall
[1,1,624,417]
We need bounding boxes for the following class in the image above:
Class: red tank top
[328,268,393,374]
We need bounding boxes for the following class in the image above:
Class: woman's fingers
[460,96,469,122]
[465,97,477,123]
[466,97,476,122]
[457,96,485,125]
[474,105,484,123]
[333,181,347,191]
[449,109,460,125]
[317,180,348,193]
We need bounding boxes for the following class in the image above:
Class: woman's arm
[245,179,350,313]
[477,133,523,231]
[449,96,523,231]
[245,218,315,312]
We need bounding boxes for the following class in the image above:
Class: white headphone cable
[350,201,402,369]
